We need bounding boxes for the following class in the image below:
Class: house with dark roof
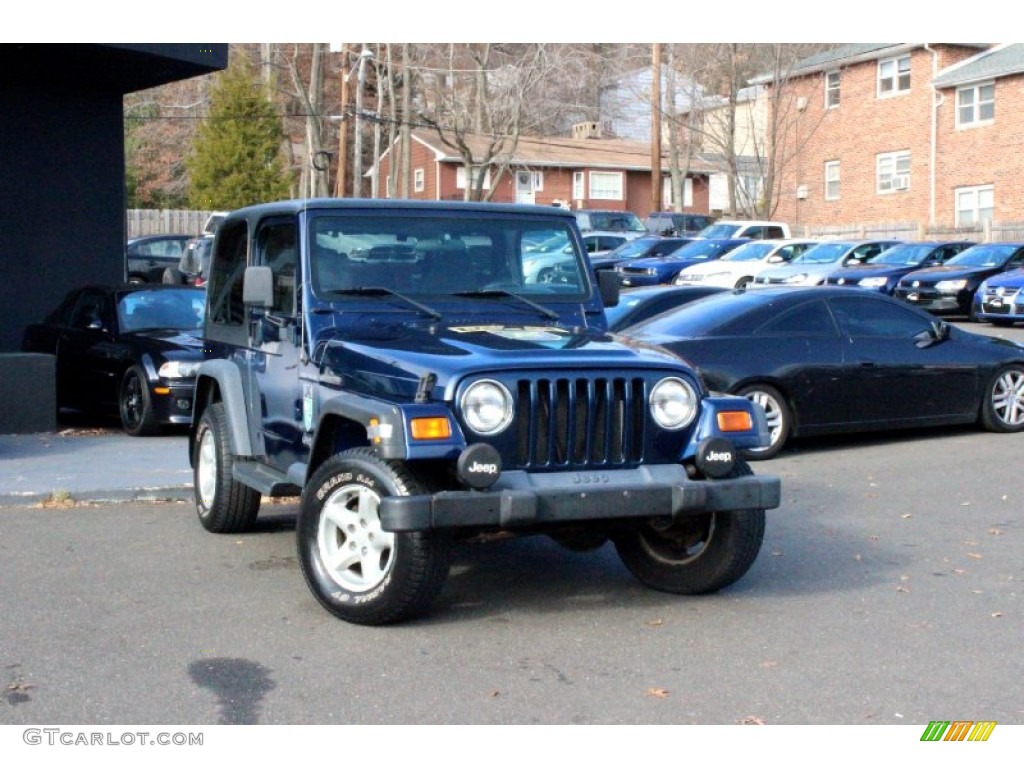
[374,128,719,219]
[761,43,1024,235]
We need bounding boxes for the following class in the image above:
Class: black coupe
[622,287,1024,458]
[22,284,206,435]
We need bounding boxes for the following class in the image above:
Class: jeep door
[247,219,306,469]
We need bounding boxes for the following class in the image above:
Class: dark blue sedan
[824,240,974,294]
[616,238,749,287]
[974,267,1024,325]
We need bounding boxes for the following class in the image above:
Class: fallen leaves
[645,687,669,699]
[740,716,766,725]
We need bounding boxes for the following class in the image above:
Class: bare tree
[412,43,556,201]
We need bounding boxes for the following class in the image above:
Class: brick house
[764,43,1024,235]
[373,128,717,220]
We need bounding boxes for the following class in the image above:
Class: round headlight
[649,377,697,430]
[460,379,513,435]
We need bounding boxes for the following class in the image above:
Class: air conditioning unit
[892,176,910,191]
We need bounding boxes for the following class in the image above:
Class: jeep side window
[206,219,249,340]
[256,223,298,315]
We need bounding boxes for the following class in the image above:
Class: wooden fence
[801,219,1024,243]
[126,209,220,239]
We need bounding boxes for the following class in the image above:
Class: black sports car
[22,284,205,435]
[604,285,726,332]
[622,286,1024,459]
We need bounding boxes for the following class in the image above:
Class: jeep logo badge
[457,443,503,490]
[695,437,736,479]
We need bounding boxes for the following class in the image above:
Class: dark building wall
[1,80,126,351]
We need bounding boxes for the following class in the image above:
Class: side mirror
[597,269,620,307]
[243,265,274,308]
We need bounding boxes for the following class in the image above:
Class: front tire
[193,402,261,533]
[735,383,791,460]
[119,365,160,436]
[297,449,452,625]
[980,364,1024,432]
[613,458,766,595]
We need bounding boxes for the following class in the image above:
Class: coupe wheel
[193,402,261,532]
[297,449,452,625]
[735,383,791,460]
[613,458,765,594]
[980,364,1024,432]
[119,365,160,437]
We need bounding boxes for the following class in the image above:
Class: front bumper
[894,288,970,313]
[379,464,781,532]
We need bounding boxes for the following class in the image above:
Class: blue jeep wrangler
[189,199,781,625]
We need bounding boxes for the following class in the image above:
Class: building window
[532,171,544,192]
[956,185,994,227]
[661,177,693,208]
[414,168,424,193]
[588,171,623,201]
[878,55,911,96]
[456,165,491,190]
[876,151,910,193]
[572,171,585,200]
[825,71,840,108]
[825,161,841,200]
[957,82,995,127]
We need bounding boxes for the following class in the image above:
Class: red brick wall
[774,45,988,232]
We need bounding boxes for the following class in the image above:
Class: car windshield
[696,223,741,239]
[583,212,646,233]
[866,243,939,266]
[118,288,204,332]
[670,239,738,259]
[605,238,661,259]
[309,213,589,299]
[720,242,775,262]
[945,244,1020,267]
[792,242,852,264]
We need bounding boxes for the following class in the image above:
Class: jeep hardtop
[189,198,781,625]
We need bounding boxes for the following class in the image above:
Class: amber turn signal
[717,411,753,432]
[410,417,452,440]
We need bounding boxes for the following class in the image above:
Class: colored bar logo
[921,721,997,741]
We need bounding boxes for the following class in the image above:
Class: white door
[515,171,535,204]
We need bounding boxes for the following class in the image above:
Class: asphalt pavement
[0,419,193,507]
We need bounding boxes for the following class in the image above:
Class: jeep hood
[316,320,686,401]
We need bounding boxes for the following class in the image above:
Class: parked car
[675,239,817,289]
[604,285,727,332]
[893,242,1024,319]
[751,239,902,288]
[590,235,693,274]
[824,240,975,294]
[621,286,1024,459]
[581,233,630,257]
[694,220,791,240]
[974,268,1024,326]
[21,284,206,436]
[643,212,716,237]
[125,234,193,283]
[617,238,749,287]
[164,234,214,286]
[573,209,647,240]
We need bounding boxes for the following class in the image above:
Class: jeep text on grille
[188,199,781,625]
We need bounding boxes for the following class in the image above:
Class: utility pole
[334,44,349,198]
[353,46,373,198]
[651,43,663,214]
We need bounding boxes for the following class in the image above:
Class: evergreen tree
[187,56,291,209]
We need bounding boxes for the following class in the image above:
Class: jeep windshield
[309,213,589,300]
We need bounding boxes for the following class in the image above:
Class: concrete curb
[0,485,195,508]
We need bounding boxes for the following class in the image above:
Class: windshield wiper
[453,289,559,320]
[328,287,442,320]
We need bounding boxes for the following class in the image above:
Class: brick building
[374,129,717,220]
[766,43,1024,235]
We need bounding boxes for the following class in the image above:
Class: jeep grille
[513,376,647,469]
